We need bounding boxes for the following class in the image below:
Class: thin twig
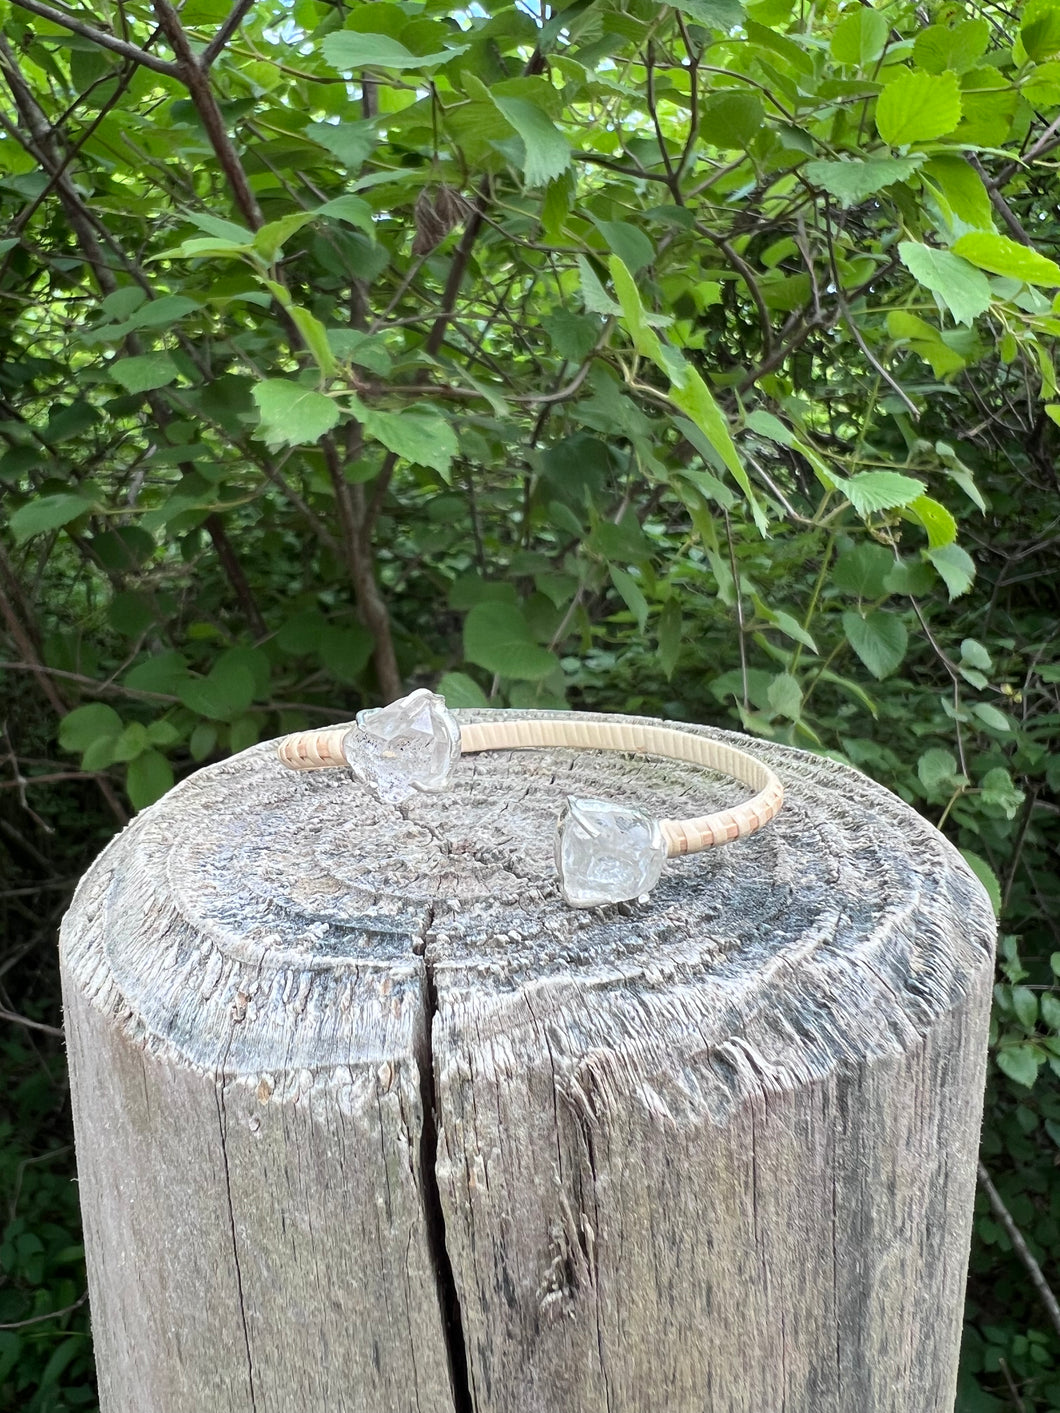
[723,509,750,711]
[0,1290,87,1330]
[201,0,256,69]
[6,0,179,74]
[978,1160,1060,1342]
[0,1006,64,1039]
[997,1356,1027,1413]
[823,207,918,418]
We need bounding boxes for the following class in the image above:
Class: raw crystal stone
[343,688,461,805]
[555,796,667,908]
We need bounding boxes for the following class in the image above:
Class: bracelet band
[277,690,784,908]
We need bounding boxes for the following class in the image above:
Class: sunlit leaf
[876,69,962,146]
[251,380,340,449]
[898,242,992,325]
[953,231,1060,287]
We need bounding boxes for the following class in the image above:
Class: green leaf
[251,380,340,449]
[952,231,1060,287]
[767,671,802,720]
[921,156,994,231]
[670,0,745,28]
[437,671,489,708]
[611,257,764,530]
[322,31,468,71]
[908,495,957,548]
[181,211,254,244]
[961,639,992,671]
[449,576,519,611]
[355,404,458,478]
[147,719,181,746]
[161,235,250,261]
[842,471,927,516]
[577,255,620,316]
[887,309,968,376]
[700,91,765,151]
[831,7,890,66]
[831,543,893,598]
[609,566,649,630]
[306,119,378,171]
[328,329,391,376]
[491,95,572,187]
[289,306,338,378]
[1022,58,1060,107]
[842,610,909,679]
[876,69,962,146]
[124,651,188,693]
[109,352,181,393]
[463,601,558,680]
[884,557,937,596]
[177,661,256,721]
[543,310,601,362]
[1041,993,1060,1031]
[802,156,923,208]
[996,1045,1041,1088]
[608,255,667,365]
[590,218,654,276]
[897,242,992,326]
[252,212,316,262]
[980,766,1024,817]
[918,747,960,793]
[960,849,1001,916]
[972,702,1011,733]
[316,194,376,237]
[766,607,818,653]
[913,19,990,74]
[672,369,769,533]
[657,599,682,679]
[107,720,147,764]
[108,590,155,637]
[10,493,95,542]
[126,748,174,810]
[927,542,976,598]
[59,702,122,753]
[319,625,373,684]
[1023,2,1060,61]
[229,715,261,754]
[189,722,218,761]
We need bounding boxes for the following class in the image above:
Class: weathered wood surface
[59,708,996,1413]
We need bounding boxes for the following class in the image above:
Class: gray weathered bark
[60,710,996,1413]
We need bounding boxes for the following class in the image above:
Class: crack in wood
[216,1028,258,1413]
[420,910,475,1413]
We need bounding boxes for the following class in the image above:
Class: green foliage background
[0,0,1058,1406]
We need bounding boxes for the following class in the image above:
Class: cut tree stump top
[65,708,992,1103]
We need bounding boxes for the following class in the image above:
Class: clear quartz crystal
[555,796,667,908]
[342,688,461,805]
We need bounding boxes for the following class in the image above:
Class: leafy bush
[0,0,1058,1406]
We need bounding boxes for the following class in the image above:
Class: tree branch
[204,514,267,638]
[202,0,257,69]
[424,185,489,357]
[150,0,263,228]
[6,0,179,76]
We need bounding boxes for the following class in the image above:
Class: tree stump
[59,709,996,1413]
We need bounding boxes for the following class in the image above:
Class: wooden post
[60,709,995,1413]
